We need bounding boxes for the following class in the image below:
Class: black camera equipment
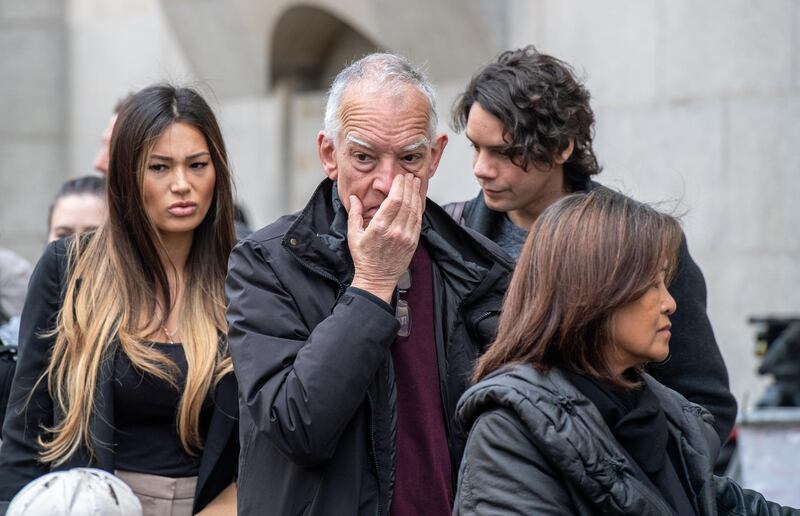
[749,316,800,407]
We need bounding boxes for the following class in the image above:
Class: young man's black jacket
[225,179,513,515]
[446,183,737,445]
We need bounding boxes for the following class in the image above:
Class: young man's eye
[499,148,519,160]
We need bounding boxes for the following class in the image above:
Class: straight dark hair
[41,84,236,463]
[474,188,683,389]
[107,84,236,317]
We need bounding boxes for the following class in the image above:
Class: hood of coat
[456,363,720,515]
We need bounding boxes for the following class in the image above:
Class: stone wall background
[0,0,66,261]
[1,0,798,411]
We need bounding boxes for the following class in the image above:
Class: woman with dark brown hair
[453,188,797,515]
[0,85,238,515]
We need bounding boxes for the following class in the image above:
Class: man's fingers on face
[347,195,365,233]
[391,173,416,230]
[405,176,423,234]
[401,173,415,207]
[372,174,406,228]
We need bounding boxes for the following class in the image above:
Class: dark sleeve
[0,241,65,501]
[225,239,399,467]
[453,409,576,515]
[715,476,800,515]
[647,235,737,444]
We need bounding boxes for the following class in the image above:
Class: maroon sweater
[390,244,453,516]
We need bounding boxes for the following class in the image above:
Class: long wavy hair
[39,85,236,464]
[474,188,682,389]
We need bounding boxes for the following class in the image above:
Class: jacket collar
[462,179,598,240]
[283,179,514,288]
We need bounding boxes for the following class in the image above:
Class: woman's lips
[168,202,197,217]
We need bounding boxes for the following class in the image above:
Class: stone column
[0,0,67,262]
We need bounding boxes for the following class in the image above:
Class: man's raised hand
[348,174,423,303]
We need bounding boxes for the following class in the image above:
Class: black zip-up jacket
[445,184,737,445]
[225,180,512,515]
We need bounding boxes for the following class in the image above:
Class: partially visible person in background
[1,177,105,428]
[0,84,239,516]
[6,468,142,516]
[0,248,31,426]
[453,188,798,516]
[47,175,107,243]
[233,203,252,239]
[0,248,31,329]
[94,95,132,176]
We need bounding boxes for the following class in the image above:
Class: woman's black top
[563,370,698,516]
[113,342,212,477]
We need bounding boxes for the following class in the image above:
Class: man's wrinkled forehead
[337,82,432,130]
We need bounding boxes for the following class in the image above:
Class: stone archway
[270,6,382,209]
[271,5,380,92]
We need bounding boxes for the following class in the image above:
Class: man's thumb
[347,195,364,232]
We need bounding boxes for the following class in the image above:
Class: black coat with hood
[446,183,737,445]
[454,364,797,516]
[225,179,512,515]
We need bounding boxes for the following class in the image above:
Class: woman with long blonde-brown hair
[0,85,238,515]
[453,188,797,515]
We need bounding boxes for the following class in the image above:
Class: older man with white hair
[225,53,513,515]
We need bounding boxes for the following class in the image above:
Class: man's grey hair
[323,53,438,143]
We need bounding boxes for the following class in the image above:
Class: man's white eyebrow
[400,139,430,152]
[344,134,374,149]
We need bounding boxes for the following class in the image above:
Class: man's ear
[317,131,338,180]
[555,138,575,165]
[426,133,449,179]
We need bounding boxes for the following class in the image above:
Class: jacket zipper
[431,266,458,490]
[474,310,494,327]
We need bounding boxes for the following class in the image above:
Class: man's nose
[472,151,496,180]
[372,158,402,195]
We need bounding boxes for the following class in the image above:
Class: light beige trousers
[116,470,197,516]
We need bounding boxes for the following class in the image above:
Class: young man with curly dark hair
[446,45,738,448]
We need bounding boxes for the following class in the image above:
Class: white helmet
[6,468,142,516]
